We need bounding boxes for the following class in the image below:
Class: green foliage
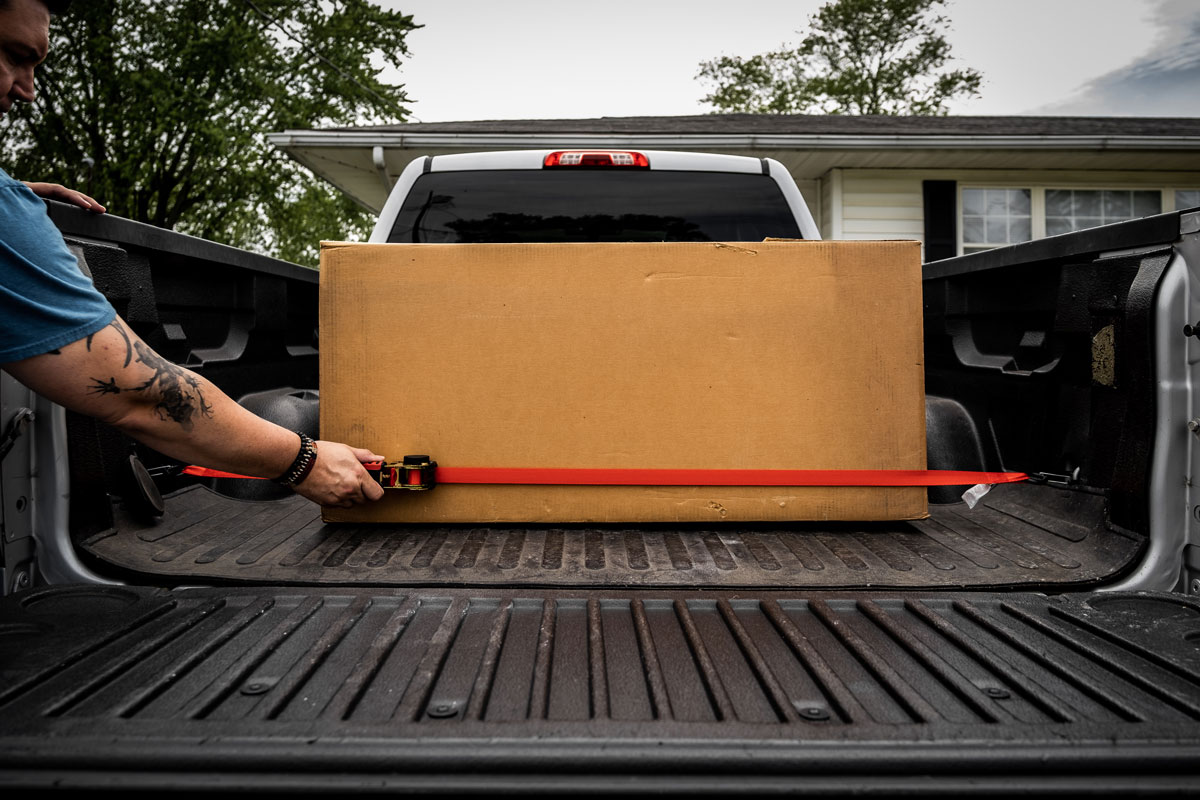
[697,0,981,115]
[0,0,418,265]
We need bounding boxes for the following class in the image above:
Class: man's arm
[3,316,384,507]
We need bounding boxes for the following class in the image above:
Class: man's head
[0,0,68,117]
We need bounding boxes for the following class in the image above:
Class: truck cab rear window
[387,170,803,243]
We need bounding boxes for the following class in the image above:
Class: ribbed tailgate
[2,585,1199,792]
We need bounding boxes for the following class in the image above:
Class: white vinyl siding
[839,173,924,240]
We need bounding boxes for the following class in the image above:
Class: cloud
[1030,0,1200,116]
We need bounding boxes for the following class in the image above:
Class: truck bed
[32,204,1180,598]
[2,584,1198,794]
[79,481,1140,589]
[7,192,1200,796]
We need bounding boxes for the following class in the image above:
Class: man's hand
[293,441,386,508]
[22,181,106,213]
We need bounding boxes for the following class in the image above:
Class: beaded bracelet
[275,431,318,486]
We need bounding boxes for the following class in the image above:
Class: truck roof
[420,149,774,174]
[369,148,821,242]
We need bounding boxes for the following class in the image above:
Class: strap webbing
[181,466,261,479]
[183,464,1027,486]
[434,467,1027,486]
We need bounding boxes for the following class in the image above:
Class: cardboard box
[319,240,927,524]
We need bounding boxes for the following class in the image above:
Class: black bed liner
[79,481,1141,589]
[1,584,1199,793]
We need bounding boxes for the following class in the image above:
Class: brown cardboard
[319,240,927,524]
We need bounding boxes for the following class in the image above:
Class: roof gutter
[267,130,1200,151]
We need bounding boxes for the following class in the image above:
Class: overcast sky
[377,0,1200,122]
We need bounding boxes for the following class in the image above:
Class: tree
[697,0,981,116]
[0,0,418,265]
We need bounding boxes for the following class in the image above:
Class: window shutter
[922,180,957,262]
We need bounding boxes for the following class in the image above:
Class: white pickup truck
[369,149,821,243]
[2,150,1200,795]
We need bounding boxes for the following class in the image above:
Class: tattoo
[87,320,133,367]
[129,341,213,428]
[88,377,123,395]
[86,322,213,431]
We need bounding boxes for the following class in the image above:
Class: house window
[956,186,1185,255]
[1045,189,1160,236]
[961,188,1031,254]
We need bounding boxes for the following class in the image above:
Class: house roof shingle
[336,114,1200,138]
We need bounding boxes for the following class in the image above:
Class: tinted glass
[388,170,803,243]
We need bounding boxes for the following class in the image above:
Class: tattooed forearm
[85,338,213,431]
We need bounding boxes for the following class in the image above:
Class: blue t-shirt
[0,167,115,362]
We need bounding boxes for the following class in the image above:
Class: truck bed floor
[80,481,1142,589]
[1,584,1198,794]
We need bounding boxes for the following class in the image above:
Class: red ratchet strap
[181,466,259,479]
[181,463,1028,488]
[429,467,1027,487]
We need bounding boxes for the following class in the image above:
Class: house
[268,115,1200,260]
